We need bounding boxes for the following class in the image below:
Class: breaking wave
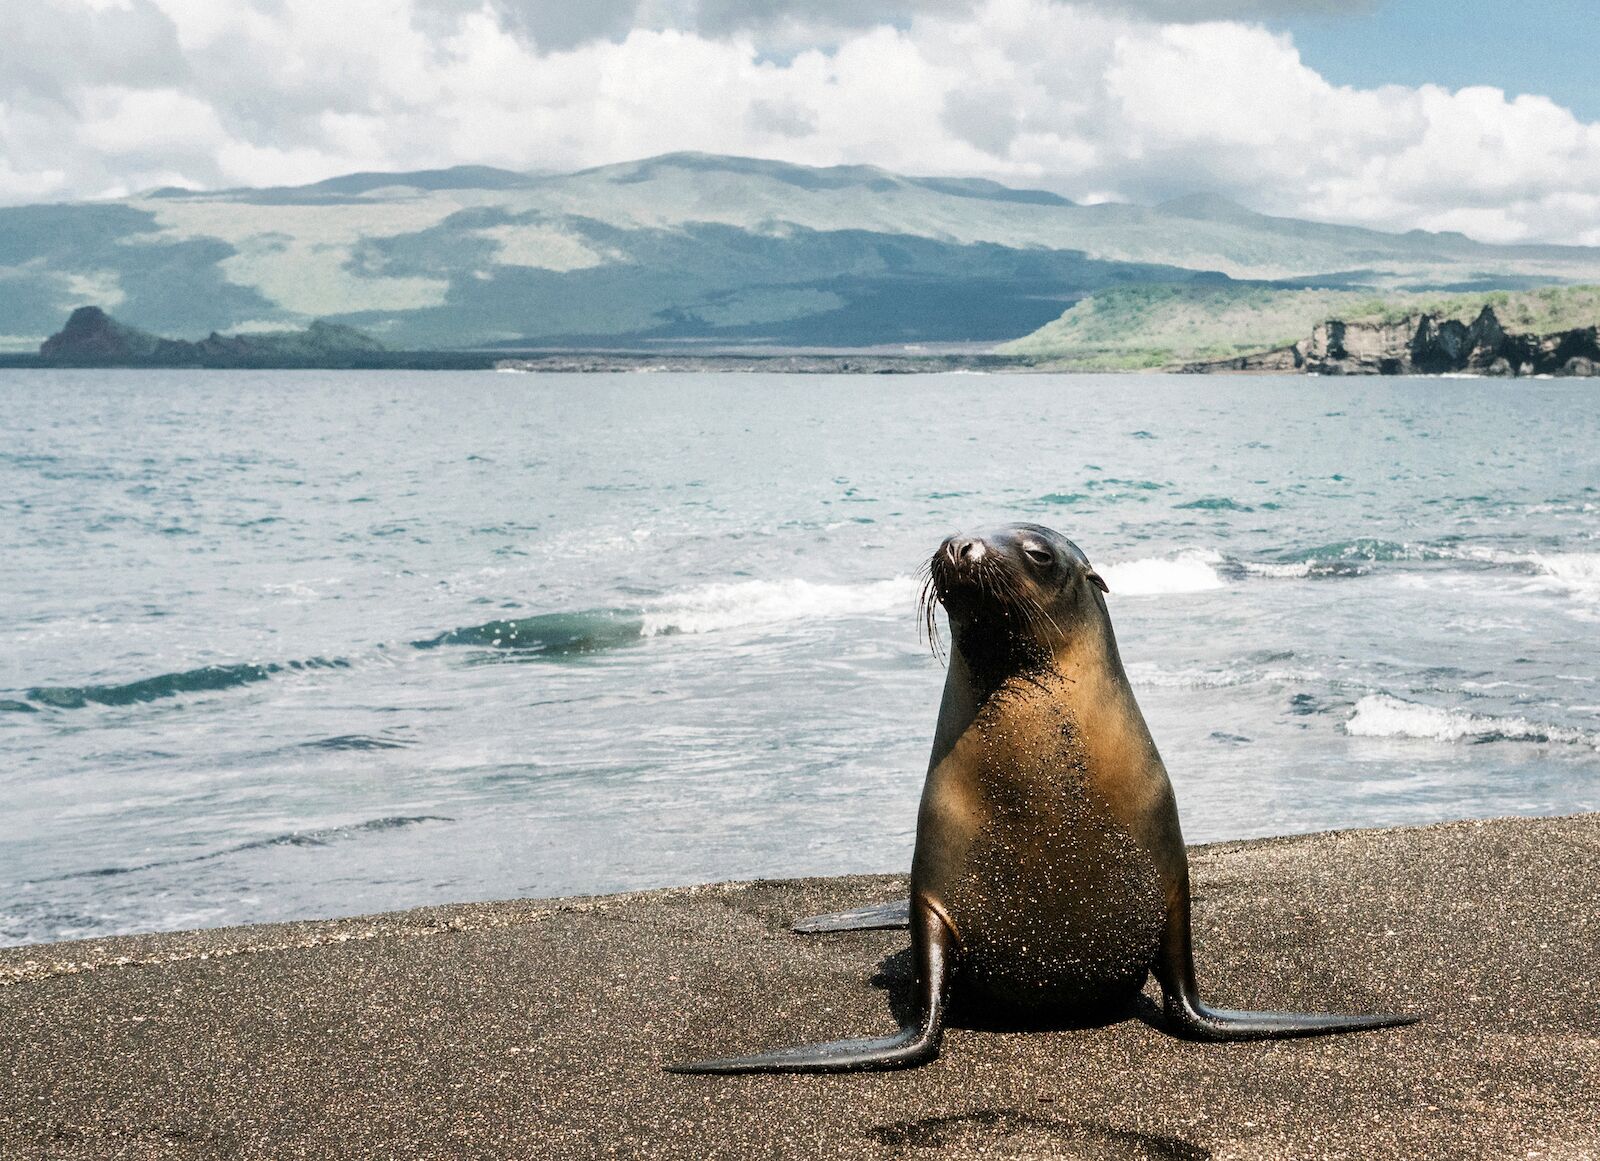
[1099,539,1458,594]
[1101,550,1226,596]
[1526,552,1600,603]
[412,611,646,656]
[1239,539,1445,579]
[639,576,910,635]
[1344,694,1600,748]
[1429,547,1600,608]
[416,577,916,657]
[21,658,350,710]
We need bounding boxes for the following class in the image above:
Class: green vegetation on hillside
[997,286,1381,368]
[1002,284,1600,369]
[1347,285,1600,331]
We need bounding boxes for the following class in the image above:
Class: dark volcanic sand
[2,813,1598,1159]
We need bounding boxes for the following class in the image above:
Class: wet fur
[669,523,1418,1074]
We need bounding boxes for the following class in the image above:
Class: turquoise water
[2,369,1597,947]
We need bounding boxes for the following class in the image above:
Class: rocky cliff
[1183,304,1600,376]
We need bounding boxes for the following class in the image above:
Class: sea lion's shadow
[869,947,1158,1034]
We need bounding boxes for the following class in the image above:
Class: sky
[1276,0,1600,123]
[3,0,1599,244]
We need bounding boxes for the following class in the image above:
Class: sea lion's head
[924,522,1108,669]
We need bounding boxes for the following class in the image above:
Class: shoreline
[4,353,1599,375]
[2,812,1597,1158]
[5,351,1029,373]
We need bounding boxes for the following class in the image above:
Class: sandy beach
[2,812,1597,1159]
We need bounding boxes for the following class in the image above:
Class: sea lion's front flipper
[792,898,911,934]
[1152,878,1420,1042]
[666,897,953,1074]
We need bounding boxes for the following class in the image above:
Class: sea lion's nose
[945,537,987,564]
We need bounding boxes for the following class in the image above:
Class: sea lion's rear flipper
[792,898,911,934]
[1163,1001,1419,1040]
[1152,878,1420,1042]
[666,897,953,1074]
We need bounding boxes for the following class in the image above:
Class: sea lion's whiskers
[1029,593,1063,639]
[918,572,946,661]
[918,556,948,661]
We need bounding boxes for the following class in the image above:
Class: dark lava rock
[1179,345,1304,374]
[38,306,168,363]
[1301,305,1600,377]
[38,308,388,368]
[1186,301,1600,378]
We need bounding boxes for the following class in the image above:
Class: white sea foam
[1126,660,1324,689]
[1236,560,1314,579]
[1528,552,1600,602]
[1125,662,1255,689]
[1436,548,1600,618]
[1344,694,1599,748]
[640,576,913,636]
[1102,550,1226,596]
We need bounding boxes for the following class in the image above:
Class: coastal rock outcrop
[38,306,387,368]
[1183,303,1600,376]
[1302,305,1562,376]
[39,306,170,363]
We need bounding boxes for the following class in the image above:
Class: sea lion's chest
[915,678,1165,1012]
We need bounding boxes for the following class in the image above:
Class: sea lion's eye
[1023,546,1053,566]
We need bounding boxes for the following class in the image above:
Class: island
[5,306,495,371]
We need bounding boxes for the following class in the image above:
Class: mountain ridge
[6,152,1600,352]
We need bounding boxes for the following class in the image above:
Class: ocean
[1,369,1596,947]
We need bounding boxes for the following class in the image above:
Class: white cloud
[77,87,230,155]
[476,0,1372,45]
[1,0,1599,245]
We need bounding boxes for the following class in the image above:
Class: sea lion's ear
[1088,571,1109,594]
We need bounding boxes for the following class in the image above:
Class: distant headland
[5,289,1598,376]
[1179,302,1600,377]
[1003,285,1600,376]
[5,306,493,371]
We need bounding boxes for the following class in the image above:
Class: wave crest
[1101,550,1225,596]
[412,611,645,656]
[416,577,916,658]
[1344,694,1599,748]
[23,658,349,710]
[1529,552,1600,603]
[640,577,911,636]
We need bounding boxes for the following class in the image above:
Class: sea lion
[668,523,1417,1073]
